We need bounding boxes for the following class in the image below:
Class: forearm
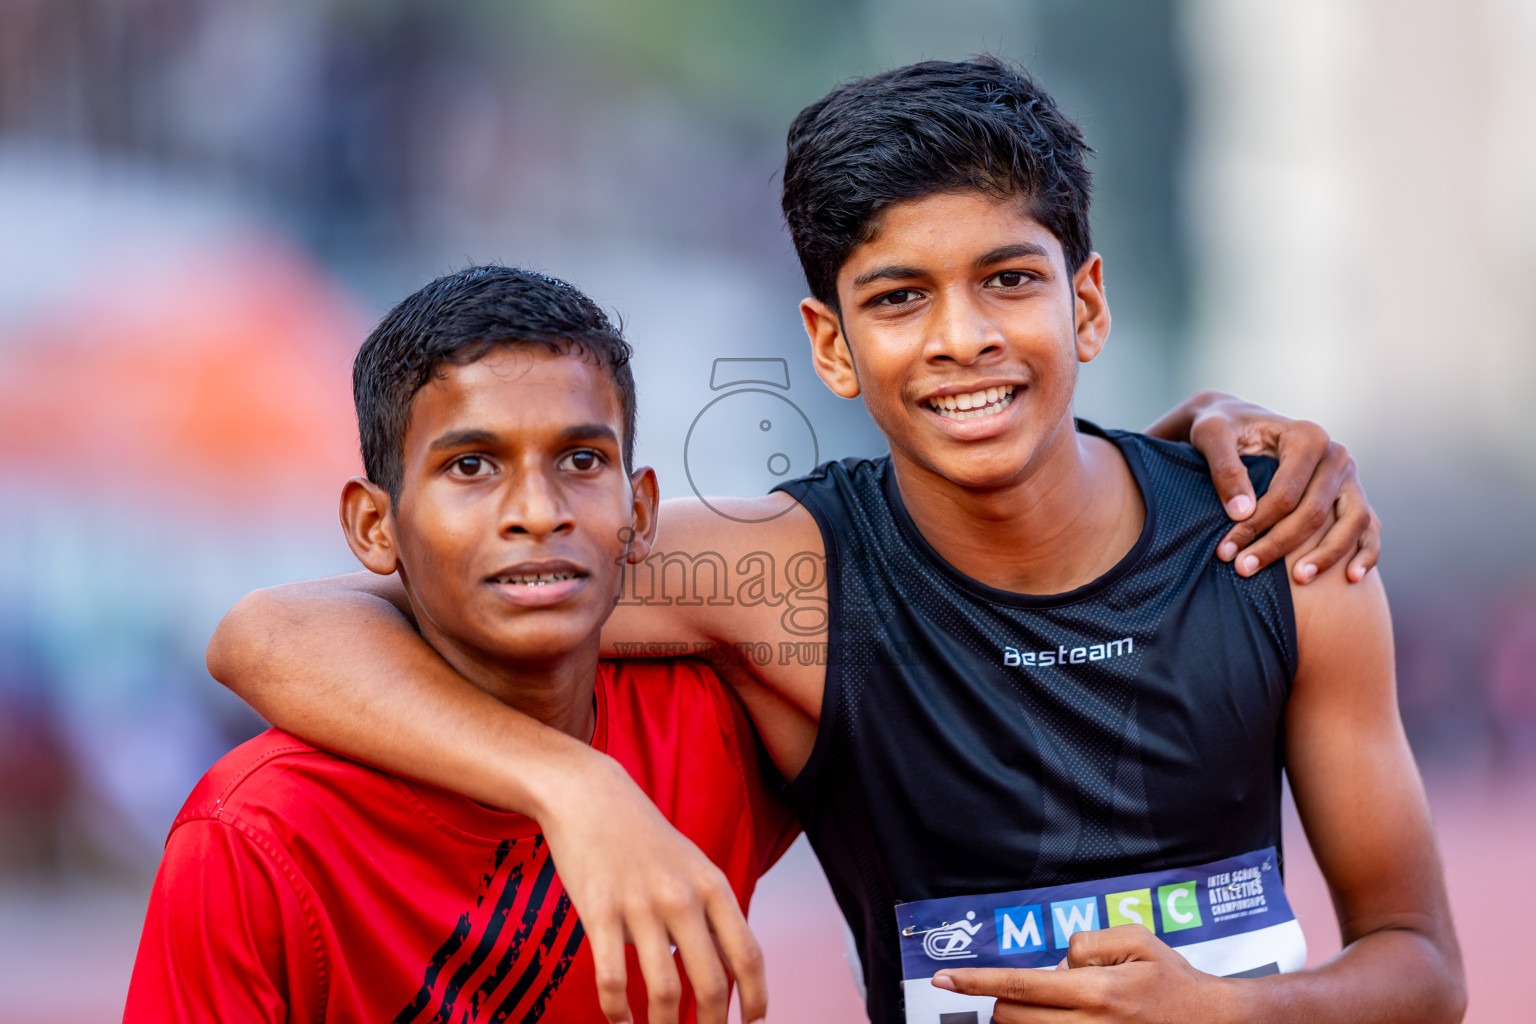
[206,575,613,816]
[1230,924,1464,1024]
[1143,389,1221,440]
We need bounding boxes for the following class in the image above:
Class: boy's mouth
[485,560,588,607]
[926,384,1016,422]
[488,570,582,586]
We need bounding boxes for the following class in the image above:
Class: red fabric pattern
[125,660,798,1023]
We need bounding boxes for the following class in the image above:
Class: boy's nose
[499,469,575,538]
[926,293,1003,365]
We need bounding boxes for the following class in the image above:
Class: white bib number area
[894,848,1306,1024]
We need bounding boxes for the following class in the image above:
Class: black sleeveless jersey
[772,423,1297,1024]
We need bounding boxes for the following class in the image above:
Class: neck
[420,630,600,743]
[890,417,1144,595]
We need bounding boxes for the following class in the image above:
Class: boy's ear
[623,466,661,565]
[801,297,861,399]
[1072,253,1111,364]
[340,477,401,576]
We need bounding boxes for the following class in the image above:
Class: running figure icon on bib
[911,911,983,962]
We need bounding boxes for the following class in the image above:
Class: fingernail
[1296,563,1316,583]
[1239,554,1258,576]
[1226,495,1254,518]
[931,974,957,991]
[1217,541,1237,561]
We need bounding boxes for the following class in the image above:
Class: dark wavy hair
[353,265,635,502]
[782,56,1094,308]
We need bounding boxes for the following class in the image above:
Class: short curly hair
[782,56,1094,308]
[353,265,635,502]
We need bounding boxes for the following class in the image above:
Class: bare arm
[208,566,766,1024]
[1147,390,1381,585]
[1234,550,1463,1021]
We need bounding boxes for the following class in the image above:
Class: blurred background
[1,1,1532,1020]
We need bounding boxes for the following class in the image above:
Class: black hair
[353,265,636,503]
[782,56,1094,308]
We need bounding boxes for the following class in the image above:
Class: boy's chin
[909,435,1047,491]
[467,613,607,666]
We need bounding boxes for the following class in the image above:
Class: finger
[1216,426,1339,568]
[1188,415,1258,535]
[1348,511,1381,583]
[669,915,731,1024]
[1066,924,1158,968]
[1227,439,1345,577]
[1289,483,1371,584]
[934,967,1086,1007]
[701,887,766,1023]
[630,917,684,1024]
[990,1000,1077,1023]
[586,915,634,1023]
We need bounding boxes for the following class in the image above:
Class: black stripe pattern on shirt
[394,835,587,1023]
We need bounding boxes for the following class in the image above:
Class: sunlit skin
[800,190,1144,596]
[798,191,1464,1023]
[207,202,1387,1024]
[340,348,659,741]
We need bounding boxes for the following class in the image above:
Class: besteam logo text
[1003,636,1133,667]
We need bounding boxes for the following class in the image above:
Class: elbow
[1405,925,1468,1024]
[1437,957,1468,1024]
[1426,918,1468,1023]
[206,587,283,697]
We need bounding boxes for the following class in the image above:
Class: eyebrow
[428,428,501,452]
[851,264,925,289]
[557,423,621,446]
[975,242,1053,267]
[427,423,621,452]
[850,242,1054,290]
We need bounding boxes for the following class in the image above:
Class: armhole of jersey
[1269,558,1300,690]
[774,480,845,811]
[1242,455,1301,690]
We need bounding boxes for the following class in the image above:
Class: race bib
[894,848,1306,1024]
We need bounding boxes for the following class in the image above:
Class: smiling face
[343,346,655,676]
[801,189,1110,493]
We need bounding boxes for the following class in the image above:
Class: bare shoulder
[608,493,829,648]
[1285,516,1393,708]
[654,494,825,561]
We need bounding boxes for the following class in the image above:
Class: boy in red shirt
[125,267,796,1024]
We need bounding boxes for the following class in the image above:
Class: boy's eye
[452,455,493,477]
[876,288,922,307]
[559,449,603,472]
[988,270,1029,288]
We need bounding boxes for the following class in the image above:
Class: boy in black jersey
[203,60,1451,1024]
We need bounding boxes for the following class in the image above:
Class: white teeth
[927,385,1016,421]
[494,572,577,586]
